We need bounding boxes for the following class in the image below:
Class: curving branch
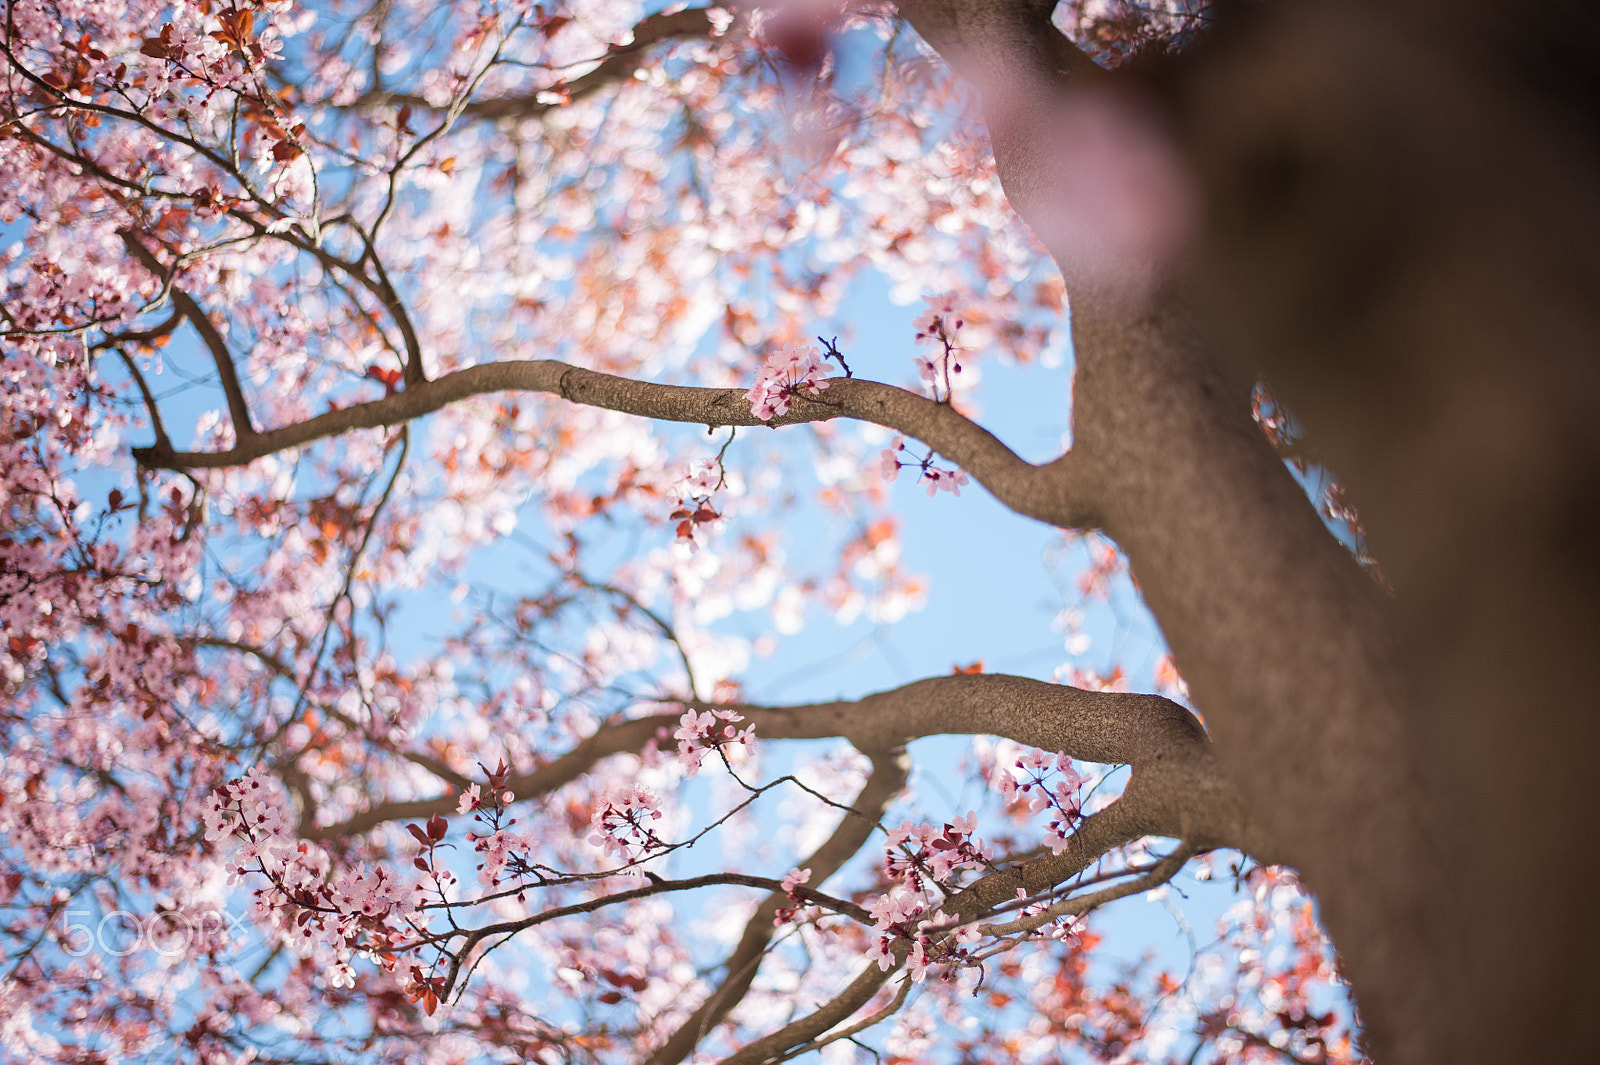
[349,8,725,121]
[317,673,1271,860]
[306,711,665,841]
[130,360,1096,528]
[645,749,912,1065]
[306,671,1257,1059]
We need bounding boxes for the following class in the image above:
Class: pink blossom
[912,291,964,343]
[746,343,832,421]
[327,961,356,989]
[589,783,667,861]
[781,866,812,895]
[473,828,532,887]
[673,707,756,775]
[879,437,905,482]
[920,465,969,497]
[677,460,722,497]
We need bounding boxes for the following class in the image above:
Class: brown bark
[1180,2,1600,1059]
[898,0,1600,1061]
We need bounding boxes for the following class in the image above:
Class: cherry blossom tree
[3,2,1596,1064]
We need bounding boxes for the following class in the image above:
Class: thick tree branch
[307,712,664,841]
[317,673,1270,861]
[130,362,1096,529]
[772,975,914,1063]
[894,3,1450,1057]
[940,778,1184,920]
[351,8,723,121]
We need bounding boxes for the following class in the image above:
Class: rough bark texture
[899,0,1600,1061]
[1179,2,1600,1060]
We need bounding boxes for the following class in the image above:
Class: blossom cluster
[1001,750,1086,855]
[205,767,430,990]
[911,290,969,401]
[746,343,831,421]
[879,435,970,496]
[588,782,667,861]
[773,866,814,925]
[670,459,725,545]
[673,708,756,775]
[202,766,292,855]
[466,826,536,888]
[864,814,991,982]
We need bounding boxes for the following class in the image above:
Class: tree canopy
[4,2,1597,1064]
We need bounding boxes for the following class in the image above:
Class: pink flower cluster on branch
[880,435,970,496]
[912,290,968,402]
[746,342,832,421]
[1002,750,1087,855]
[673,707,756,775]
[588,782,667,861]
[205,767,434,988]
[773,865,814,925]
[669,456,727,546]
[458,760,537,888]
[203,766,293,864]
[864,814,991,982]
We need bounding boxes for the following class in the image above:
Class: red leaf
[413,857,430,872]
[406,823,431,847]
[426,813,448,841]
[597,990,624,1005]
[140,26,174,60]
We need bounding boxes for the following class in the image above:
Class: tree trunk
[1181,3,1600,1060]
[902,1,1600,1060]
